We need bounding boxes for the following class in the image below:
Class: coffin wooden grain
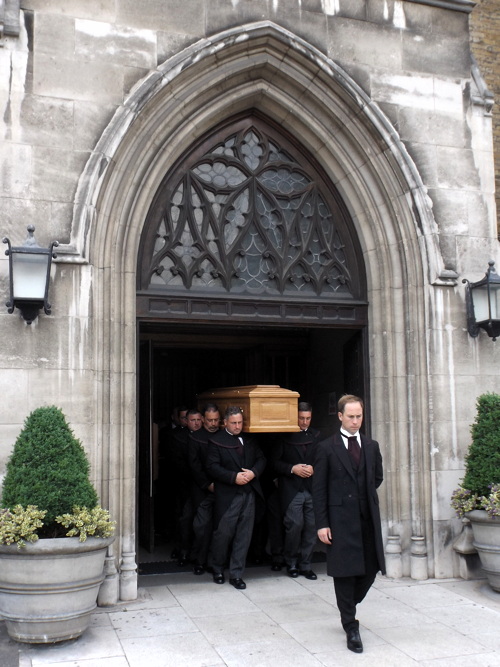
[197,385,300,433]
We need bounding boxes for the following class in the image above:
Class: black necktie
[233,434,243,456]
[347,436,361,469]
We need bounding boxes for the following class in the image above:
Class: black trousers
[333,516,379,632]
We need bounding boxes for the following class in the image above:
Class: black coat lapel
[332,434,356,480]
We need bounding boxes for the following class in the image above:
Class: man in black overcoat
[313,394,385,654]
[273,401,320,579]
[206,405,266,590]
[188,403,220,575]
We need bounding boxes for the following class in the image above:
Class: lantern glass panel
[492,285,500,320]
[12,252,49,300]
[472,284,490,322]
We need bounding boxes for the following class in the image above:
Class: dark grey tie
[348,436,361,468]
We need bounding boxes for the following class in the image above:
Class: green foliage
[1,406,99,535]
[451,393,500,518]
[55,506,116,541]
[462,393,500,497]
[0,505,47,548]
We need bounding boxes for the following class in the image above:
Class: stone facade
[0,0,498,602]
[470,0,500,235]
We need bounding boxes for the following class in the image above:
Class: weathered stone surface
[75,19,157,69]
[116,0,205,34]
[30,146,88,203]
[327,17,403,71]
[436,146,481,190]
[0,143,32,198]
[157,31,196,65]
[20,95,74,148]
[74,101,117,152]
[22,0,116,21]
[33,55,125,104]
[402,29,471,78]
[397,106,469,149]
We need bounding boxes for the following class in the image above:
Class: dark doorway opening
[137,321,367,573]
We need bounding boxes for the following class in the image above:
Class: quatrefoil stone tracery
[147,126,353,299]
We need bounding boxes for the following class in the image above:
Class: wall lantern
[2,225,59,324]
[463,260,500,341]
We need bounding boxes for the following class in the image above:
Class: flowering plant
[0,505,47,548]
[0,504,115,548]
[55,506,115,542]
[451,485,500,519]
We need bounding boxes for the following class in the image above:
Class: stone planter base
[466,510,500,593]
[0,536,114,643]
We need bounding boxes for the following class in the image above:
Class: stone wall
[471,0,500,236]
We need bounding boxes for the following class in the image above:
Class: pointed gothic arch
[61,21,452,601]
[137,113,367,324]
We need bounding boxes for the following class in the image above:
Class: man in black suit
[188,403,220,575]
[273,401,320,580]
[313,394,385,654]
[207,405,266,590]
[172,408,203,565]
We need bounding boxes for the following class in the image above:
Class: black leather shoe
[229,578,246,590]
[287,567,299,578]
[346,628,363,653]
[213,573,225,584]
[271,563,283,571]
[193,565,205,575]
[299,569,317,580]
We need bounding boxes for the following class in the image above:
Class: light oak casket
[197,385,300,433]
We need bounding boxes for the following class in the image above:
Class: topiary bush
[451,393,500,518]
[462,393,500,497]
[1,406,99,538]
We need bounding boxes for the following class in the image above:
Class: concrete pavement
[12,564,500,666]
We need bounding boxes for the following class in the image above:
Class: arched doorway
[66,21,451,600]
[136,113,369,563]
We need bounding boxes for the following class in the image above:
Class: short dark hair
[338,394,364,414]
[202,402,220,416]
[224,405,243,419]
[186,408,202,418]
[298,401,312,412]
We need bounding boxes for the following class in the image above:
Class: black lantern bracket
[2,225,59,324]
[463,260,500,341]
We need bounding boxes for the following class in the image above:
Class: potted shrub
[0,406,115,643]
[451,392,500,592]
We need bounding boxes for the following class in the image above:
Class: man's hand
[317,527,332,545]
[292,464,314,478]
[235,468,255,485]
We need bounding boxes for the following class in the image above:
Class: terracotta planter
[0,536,114,643]
[466,509,500,592]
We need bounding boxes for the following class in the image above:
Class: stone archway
[62,21,451,601]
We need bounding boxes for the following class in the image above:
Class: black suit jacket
[188,427,214,509]
[207,429,266,527]
[273,427,320,512]
[313,432,385,578]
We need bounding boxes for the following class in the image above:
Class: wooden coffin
[197,385,300,433]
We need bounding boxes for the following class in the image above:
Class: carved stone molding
[471,56,495,116]
[405,0,476,13]
[137,294,368,326]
